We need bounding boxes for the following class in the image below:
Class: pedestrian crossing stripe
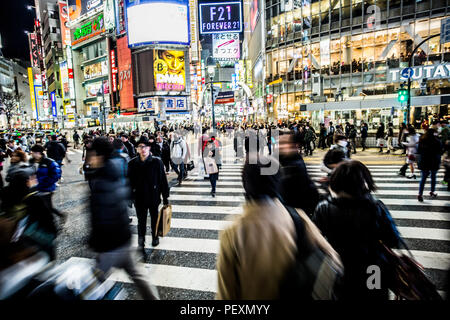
[63,162,449,299]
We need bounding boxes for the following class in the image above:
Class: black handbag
[186,160,195,171]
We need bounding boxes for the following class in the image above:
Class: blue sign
[441,17,450,44]
[51,92,57,118]
[401,67,414,79]
[199,1,243,34]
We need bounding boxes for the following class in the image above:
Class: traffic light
[117,106,121,115]
[397,87,408,103]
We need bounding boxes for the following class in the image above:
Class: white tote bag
[197,158,208,178]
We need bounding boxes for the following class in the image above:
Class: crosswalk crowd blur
[0,118,448,300]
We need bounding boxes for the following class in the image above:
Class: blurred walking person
[348,125,358,154]
[398,126,419,179]
[376,123,385,153]
[416,129,442,202]
[327,122,335,148]
[87,137,159,300]
[313,160,402,300]
[385,123,394,154]
[170,133,187,186]
[318,123,327,150]
[216,155,342,299]
[204,139,219,197]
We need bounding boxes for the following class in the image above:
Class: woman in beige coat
[216,155,342,300]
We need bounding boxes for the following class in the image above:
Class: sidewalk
[303,147,407,165]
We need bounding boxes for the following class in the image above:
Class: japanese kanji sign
[212,33,240,59]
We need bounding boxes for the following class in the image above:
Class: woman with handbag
[401,126,420,179]
[416,128,443,202]
[313,160,403,300]
[204,140,219,197]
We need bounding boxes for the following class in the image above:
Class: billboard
[60,61,70,99]
[104,0,116,30]
[212,33,240,59]
[68,0,104,21]
[115,0,126,35]
[250,0,259,32]
[154,50,186,92]
[138,96,187,113]
[117,36,134,110]
[71,13,105,45]
[58,1,71,47]
[28,33,39,68]
[83,60,108,80]
[125,0,190,47]
[199,1,243,34]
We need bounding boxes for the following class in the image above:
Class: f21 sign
[199,1,242,34]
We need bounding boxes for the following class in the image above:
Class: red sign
[58,1,71,47]
[117,36,134,110]
[28,33,39,68]
[68,69,74,79]
[110,49,117,92]
[266,94,273,104]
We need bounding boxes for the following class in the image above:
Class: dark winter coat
[376,126,385,139]
[360,125,368,138]
[123,140,136,159]
[45,141,66,162]
[417,137,442,171]
[89,157,132,253]
[279,153,320,217]
[313,194,401,300]
[31,157,62,193]
[127,154,169,208]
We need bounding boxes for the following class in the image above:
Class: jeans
[209,172,219,193]
[135,203,160,245]
[96,241,159,300]
[171,160,185,182]
[419,170,437,196]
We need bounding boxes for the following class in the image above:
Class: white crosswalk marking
[67,161,449,299]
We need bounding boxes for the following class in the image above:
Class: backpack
[172,141,183,158]
[279,205,344,300]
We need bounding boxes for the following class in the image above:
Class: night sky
[0,0,35,61]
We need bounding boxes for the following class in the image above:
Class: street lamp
[207,57,216,130]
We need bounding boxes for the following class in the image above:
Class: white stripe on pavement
[171,187,245,193]
[313,182,448,190]
[67,257,217,293]
[307,168,446,172]
[171,205,242,215]
[393,250,450,271]
[397,227,450,241]
[131,235,220,254]
[130,217,233,230]
[377,198,450,207]
[308,172,444,177]
[170,194,245,202]
[390,210,450,222]
[374,190,450,195]
[178,181,243,187]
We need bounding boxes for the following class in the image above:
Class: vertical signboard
[28,33,39,68]
[104,0,116,30]
[68,0,104,21]
[115,0,126,35]
[60,61,70,99]
[246,60,253,87]
[189,0,199,61]
[110,49,118,92]
[58,1,71,47]
[51,92,57,117]
[117,36,134,110]
[28,68,37,119]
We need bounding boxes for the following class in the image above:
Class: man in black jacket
[88,137,159,300]
[279,132,320,217]
[121,134,136,159]
[156,133,170,173]
[45,135,66,168]
[128,137,169,252]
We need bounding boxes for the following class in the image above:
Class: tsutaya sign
[388,63,450,82]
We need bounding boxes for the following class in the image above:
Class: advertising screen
[153,50,186,92]
[83,61,108,80]
[58,1,71,47]
[68,0,104,21]
[125,0,189,47]
[199,1,242,34]
[212,33,240,59]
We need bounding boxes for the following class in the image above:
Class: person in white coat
[170,133,187,185]
[399,126,420,179]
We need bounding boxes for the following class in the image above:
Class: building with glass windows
[264,0,450,131]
